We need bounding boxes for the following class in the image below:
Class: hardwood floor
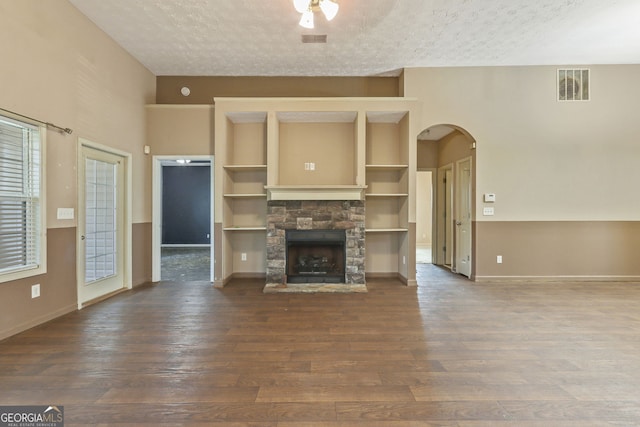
[2,264,640,426]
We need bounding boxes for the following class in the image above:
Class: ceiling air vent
[558,69,590,101]
[301,34,327,43]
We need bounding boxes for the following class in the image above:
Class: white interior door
[444,168,453,267]
[455,157,472,277]
[78,145,126,305]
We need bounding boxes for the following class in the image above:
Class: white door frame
[152,155,215,282]
[76,138,132,310]
[417,168,437,264]
[436,163,454,267]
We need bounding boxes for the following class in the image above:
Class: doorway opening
[416,170,433,264]
[152,156,214,282]
[416,125,476,279]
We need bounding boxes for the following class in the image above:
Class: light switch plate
[483,207,495,216]
[57,208,75,220]
[483,193,496,202]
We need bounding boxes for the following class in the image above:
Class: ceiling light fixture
[293,0,339,29]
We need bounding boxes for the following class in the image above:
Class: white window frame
[0,113,47,283]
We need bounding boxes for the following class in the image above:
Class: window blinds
[0,116,41,274]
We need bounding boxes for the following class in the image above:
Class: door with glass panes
[78,145,125,305]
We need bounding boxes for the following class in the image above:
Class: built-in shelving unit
[218,112,268,280]
[214,99,418,287]
[364,112,411,278]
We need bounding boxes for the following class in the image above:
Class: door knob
[455,221,462,226]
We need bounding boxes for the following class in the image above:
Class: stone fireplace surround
[266,200,365,286]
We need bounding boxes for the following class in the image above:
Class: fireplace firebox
[286,230,346,284]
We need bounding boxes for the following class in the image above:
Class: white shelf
[366,193,408,198]
[265,185,367,201]
[223,226,267,231]
[223,193,267,198]
[223,164,267,171]
[365,228,409,233]
[366,164,408,170]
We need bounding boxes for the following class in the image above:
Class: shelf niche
[277,111,357,187]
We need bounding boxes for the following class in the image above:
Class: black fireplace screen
[286,230,346,283]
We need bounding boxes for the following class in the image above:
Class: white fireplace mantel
[265,185,367,201]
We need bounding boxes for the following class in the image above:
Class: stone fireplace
[266,200,365,286]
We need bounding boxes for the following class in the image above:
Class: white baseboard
[474,275,640,283]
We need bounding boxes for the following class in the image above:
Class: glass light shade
[293,0,312,13]
[299,10,314,29]
[319,0,339,21]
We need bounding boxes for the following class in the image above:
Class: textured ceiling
[68,0,640,76]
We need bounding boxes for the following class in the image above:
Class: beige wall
[146,105,214,156]
[438,131,473,168]
[0,229,76,340]
[405,66,640,279]
[279,122,356,185]
[0,0,155,339]
[475,221,640,280]
[417,140,438,169]
[405,66,640,222]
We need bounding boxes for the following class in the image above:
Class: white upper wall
[404,65,640,221]
[0,0,156,225]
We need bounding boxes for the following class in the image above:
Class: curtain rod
[0,107,73,135]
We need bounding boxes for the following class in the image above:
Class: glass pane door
[84,158,117,283]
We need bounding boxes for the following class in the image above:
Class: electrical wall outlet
[56,207,75,220]
[497,255,503,264]
[241,253,247,261]
[31,284,40,298]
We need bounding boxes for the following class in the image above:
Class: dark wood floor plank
[457,422,616,427]
[236,371,383,387]
[410,383,574,401]
[335,401,510,421]
[278,422,458,427]
[96,386,259,404]
[1,264,640,425]
[497,400,640,422]
[256,385,414,402]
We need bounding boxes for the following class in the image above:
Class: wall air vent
[301,34,327,43]
[558,69,590,101]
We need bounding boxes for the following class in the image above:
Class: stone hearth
[266,200,365,286]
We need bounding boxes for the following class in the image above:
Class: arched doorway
[416,124,476,278]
